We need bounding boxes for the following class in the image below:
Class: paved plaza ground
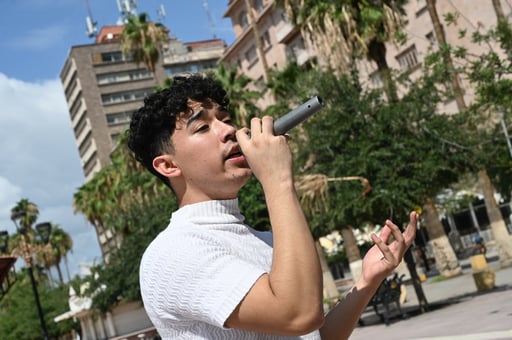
[349,255,512,340]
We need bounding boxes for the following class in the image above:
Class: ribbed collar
[171,199,246,225]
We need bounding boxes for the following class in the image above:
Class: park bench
[359,273,407,326]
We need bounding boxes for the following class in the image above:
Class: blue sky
[0,0,235,279]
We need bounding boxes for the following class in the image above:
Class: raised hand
[361,211,419,285]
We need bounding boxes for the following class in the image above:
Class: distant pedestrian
[474,233,487,255]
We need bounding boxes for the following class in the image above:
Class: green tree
[74,133,170,240]
[34,225,73,285]
[85,197,175,313]
[10,199,39,233]
[452,14,512,266]
[0,272,78,339]
[119,12,168,84]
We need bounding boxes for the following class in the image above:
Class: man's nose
[216,119,236,142]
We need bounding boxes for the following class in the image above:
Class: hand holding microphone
[273,96,324,135]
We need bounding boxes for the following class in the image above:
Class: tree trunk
[367,39,398,102]
[492,0,506,22]
[315,241,339,307]
[423,197,462,277]
[341,226,363,283]
[403,247,429,312]
[56,262,64,285]
[244,0,271,82]
[478,169,512,267]
[426,0,467,113]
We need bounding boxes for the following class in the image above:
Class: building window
[239,10,249,29]
[97,69,153,85]
[396,45,419,70]
[69,96,83,121]
[83,151,98,177]
[416,0,428,16]
[101,88,153,105]
[64,72,77,101]
[426,31,436,45]
[370,71,384,89]
[106,110,134,126]
[254,0,264,12]
[100,51,124,63]
[74,114,88,138]
[245,45,258,65]
[262,31,271,49]
[79,131,93,157]
[165,64,200,75]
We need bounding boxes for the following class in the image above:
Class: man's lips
[225,145,244,160]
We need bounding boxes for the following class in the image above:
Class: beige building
[221,0,509,113]
[221,0,317,106]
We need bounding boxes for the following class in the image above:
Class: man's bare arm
[225,117,324,335]
[320,211,418,340]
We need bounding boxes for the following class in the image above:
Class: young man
[128,73,418,339]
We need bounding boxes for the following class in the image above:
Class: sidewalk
[349,256,512,340]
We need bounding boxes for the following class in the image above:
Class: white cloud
[0,73,101,277]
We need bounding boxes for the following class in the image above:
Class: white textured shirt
[139,199,321,339]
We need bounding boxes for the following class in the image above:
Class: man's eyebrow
[186,109,205,127]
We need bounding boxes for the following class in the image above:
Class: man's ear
[153,155,181,178]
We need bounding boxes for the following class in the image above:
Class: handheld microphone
[273,96,325,135]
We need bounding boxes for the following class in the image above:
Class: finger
[236,128,250,142]
[250,117,262,136]
[379,224,392,244]
[385,219,405,244]
[371,233,397,265]
[261,116,274,134]
[402,211,419,246]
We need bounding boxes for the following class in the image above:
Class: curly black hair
[128,73,229,190]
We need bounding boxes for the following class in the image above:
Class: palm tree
[45,225,73,284]
[119,12,168,85]
[213,64,260,127]
[277,0,407,101]
[10,199,39,233]
[74,133,171,259]
[243,0,271,82]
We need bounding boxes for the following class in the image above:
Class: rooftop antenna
[85,0,98,38]
[202,0,217,39]
[157,4,166,23]
[116,0,138,24]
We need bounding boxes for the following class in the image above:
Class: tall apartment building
[60,25,226,257]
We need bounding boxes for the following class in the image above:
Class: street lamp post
[11,214,50,340]
[0,231,8,254]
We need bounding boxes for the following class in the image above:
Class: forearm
[320,279,380,340]
[264,180,323,315]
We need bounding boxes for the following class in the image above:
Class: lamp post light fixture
[0,231,8,254]
[11,214,50,340]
